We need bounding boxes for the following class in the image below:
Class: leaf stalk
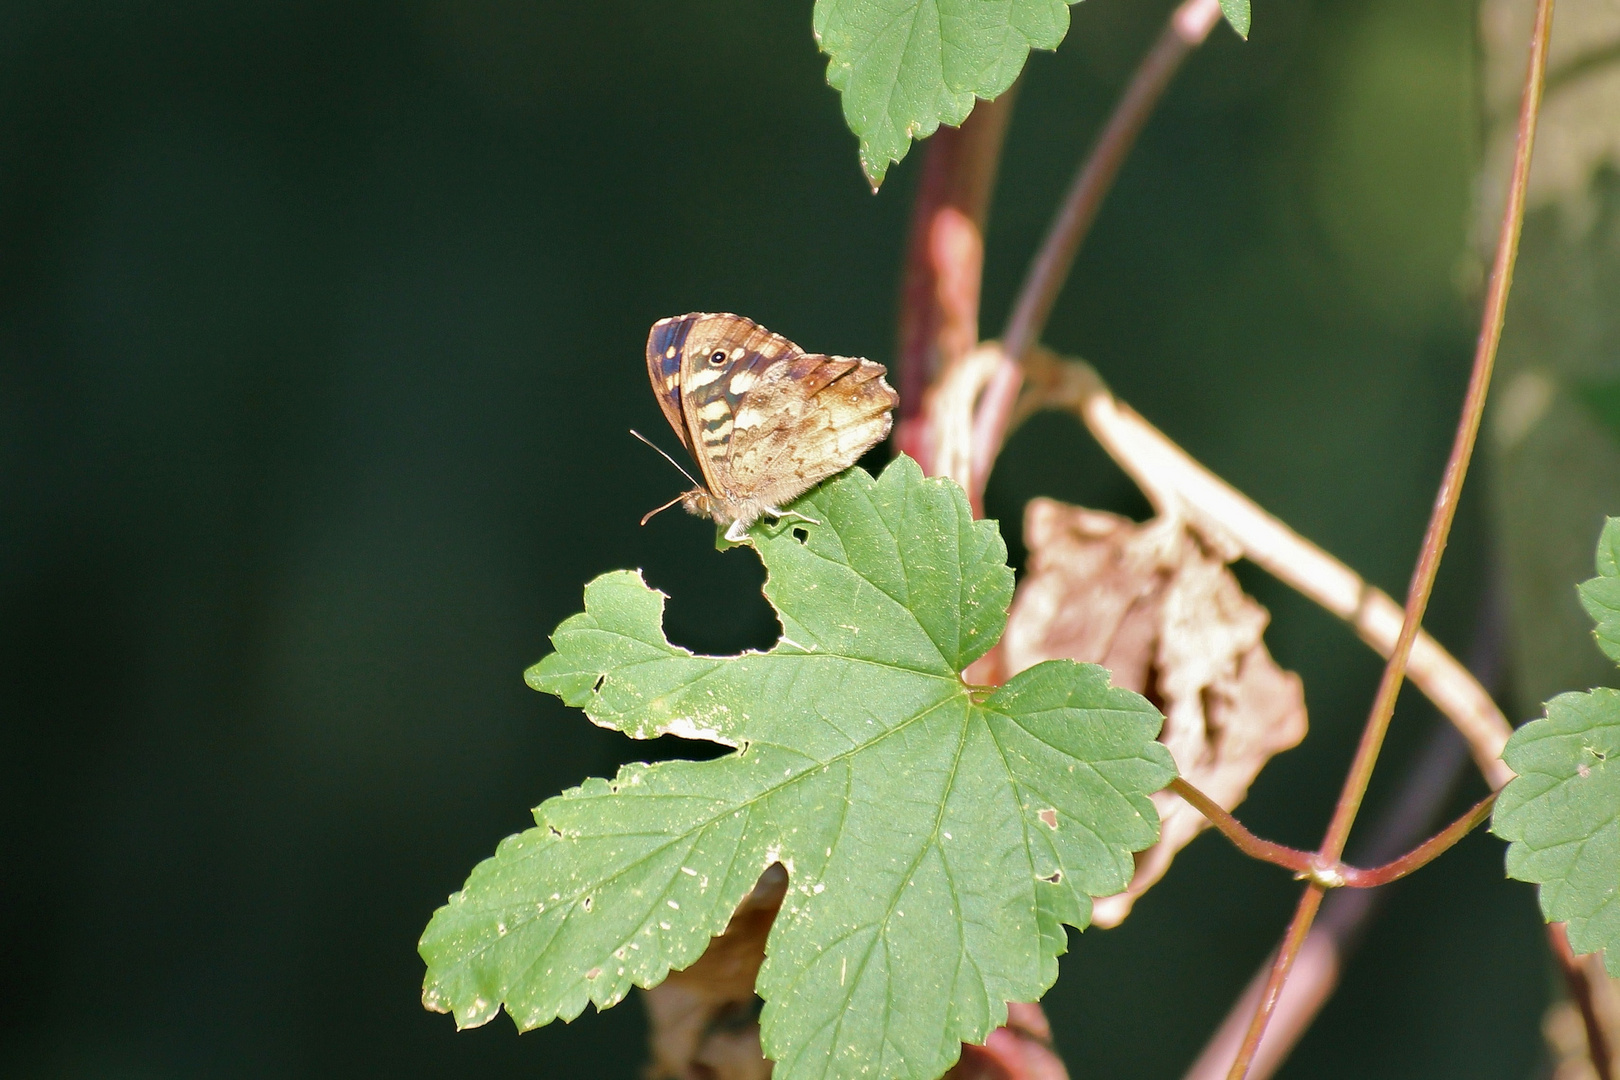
[1224,0,1556,1074]
[1169,777,1498,889]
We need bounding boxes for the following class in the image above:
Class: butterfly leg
[764,506,822,528]
[723,519,752,544]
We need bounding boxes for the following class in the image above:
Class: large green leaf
[420,456,1176,1080]
[813,0,1077,189]
[1494,518,1620,972]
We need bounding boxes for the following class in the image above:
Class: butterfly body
[645,312,898,541]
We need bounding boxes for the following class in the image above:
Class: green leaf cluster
[419,457,1177,1080]
[1494,517,1620,972]
[812,0,1253,187]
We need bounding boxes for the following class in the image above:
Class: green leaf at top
[420,456,1176,1080]
[1580,517,1620,663]
[1494,517,1620,972]
[814,0,1078,189]
[1219,0,1251,39]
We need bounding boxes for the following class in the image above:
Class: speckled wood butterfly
[640,312,898,542]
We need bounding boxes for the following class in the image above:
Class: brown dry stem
[943,347,1516,789]
[1224,0,1554,1070]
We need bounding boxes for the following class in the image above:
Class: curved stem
[1334,793,1497,887]
[1015,354,1514,786]
[1168,778,1314,875]
[1171,777,1497,888]
[1225,0,1556,1074]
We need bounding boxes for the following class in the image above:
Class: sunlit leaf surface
[420,457,1176,1080]
[813,0,1076,188]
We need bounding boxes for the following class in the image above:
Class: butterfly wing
[722,349,897,513]
[668,313,804,502]
[653,312,898,531]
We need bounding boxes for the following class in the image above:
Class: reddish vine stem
[895,91,1018,467]
[1169,777,1497,888]
[969,0,1224,500]
[1550,922,1617,1080]
[1224,0,1556,1075]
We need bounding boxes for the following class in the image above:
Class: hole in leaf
[1041,871,1062,884]
[547,825,562,837]
[792,527,809,544]
[593,673,606,693]
[581,896,593,912]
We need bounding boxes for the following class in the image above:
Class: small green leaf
[1580,517,1620,663]
[1220,0,1251,39]
[814,0,1079,189]
[421,457,1177,1080]
[1494,689,1620,972]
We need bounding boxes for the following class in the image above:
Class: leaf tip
[1219,0,1252,38]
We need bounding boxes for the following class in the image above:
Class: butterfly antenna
[629,428,701,488]
[639,493,687,527]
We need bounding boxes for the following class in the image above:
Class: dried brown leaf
[641,864,1069,1080]
[1001,499,1307,927]
[641,865,785,1080]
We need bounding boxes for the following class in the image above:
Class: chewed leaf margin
[420,457,1179,1080]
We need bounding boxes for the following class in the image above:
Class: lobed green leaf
[420,457,1177,1080]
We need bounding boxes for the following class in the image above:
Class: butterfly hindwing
[724,351,896,510]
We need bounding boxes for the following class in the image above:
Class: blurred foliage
[0,0,1558,1076]
[1482,0,1620,719]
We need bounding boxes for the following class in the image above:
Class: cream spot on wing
[728,370,758,395]
[701,421,733,444]
[730,347,745,360]
[698,399,730,422]
[733,406,767,430]
[665,346,676,359]
[684,366,724,389]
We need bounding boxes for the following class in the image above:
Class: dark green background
[1,0,1554,1076]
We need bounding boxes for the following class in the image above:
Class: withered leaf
[999,500,1307,927]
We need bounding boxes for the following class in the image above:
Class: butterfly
[640,312,898,542]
